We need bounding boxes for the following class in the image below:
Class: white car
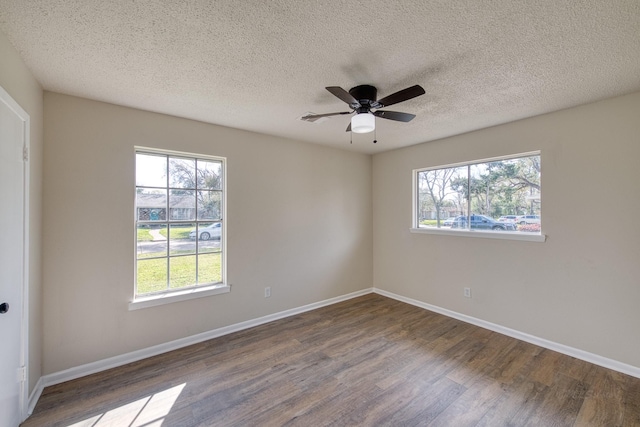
[497,215,517,223]
[516,215,540,225]
[189,223,221,240]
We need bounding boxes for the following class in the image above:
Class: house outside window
[135,149,225,297]
[415,152,541,235]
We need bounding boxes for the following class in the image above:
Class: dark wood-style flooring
[22,294,640,426]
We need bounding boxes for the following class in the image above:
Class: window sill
[410,227,546,242]
[129,284,231,310]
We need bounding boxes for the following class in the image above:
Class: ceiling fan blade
[326,86,360,107]
[301,111,352,122]
[376,85,425,108]
[373,110,416,122]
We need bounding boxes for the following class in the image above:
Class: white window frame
[411,151,546,242]
[130,147,229,310]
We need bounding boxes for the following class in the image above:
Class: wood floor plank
[446,331,518,386]
[623,375,640,427]
[474,374,549,426]
[522,373,588,427]
[356,375,466,426]
[285,379,386,426]
[574,368,627,426]
[487,340,543,385]
[429,372,506,427]
[526,348,566,386]
[21,294,640,427]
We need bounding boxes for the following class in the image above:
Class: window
[135,149,225,300]
[414,152,542,238]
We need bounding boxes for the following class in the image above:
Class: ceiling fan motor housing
[349,85,380,109]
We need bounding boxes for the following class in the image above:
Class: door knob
[0,302,9,314]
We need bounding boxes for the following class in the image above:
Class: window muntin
[416,153,541,234]
[135,150,224,297]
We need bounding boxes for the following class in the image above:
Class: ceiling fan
[301,84,425,134]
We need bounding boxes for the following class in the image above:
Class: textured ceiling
[1,1,639,154]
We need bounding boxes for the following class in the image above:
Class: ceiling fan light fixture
[351,112,375,133]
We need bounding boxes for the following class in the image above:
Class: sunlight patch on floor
[66,383,186,427]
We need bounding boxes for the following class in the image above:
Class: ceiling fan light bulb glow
[351,113,375,133]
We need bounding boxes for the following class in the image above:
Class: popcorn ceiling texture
[1,0,639,153]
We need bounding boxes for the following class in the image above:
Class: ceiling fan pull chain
[373,126,377,144]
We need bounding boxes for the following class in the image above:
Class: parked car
[443,217,455,227]
[516,215,540,225]
[451,215,517,231]
[189,223,221,240]
[497,215,518,223]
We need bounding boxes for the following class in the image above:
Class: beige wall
[373,91,640,368]
[0,31,43,394]
[42,93,373,373]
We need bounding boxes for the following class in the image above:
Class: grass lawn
[137,228,153,241]
[137,252,222,295]
[420,220,439,226]
[138,225,202,241]
[159,226,193,240]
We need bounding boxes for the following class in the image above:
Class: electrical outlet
[464,287,471,298]
[264,287,271,298]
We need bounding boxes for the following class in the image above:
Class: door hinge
[17,366,26,382]
[23,146,29,161]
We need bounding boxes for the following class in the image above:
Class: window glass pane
[416,154,540,234]
[137,258,168,294]
[169,223,195,256]
[511,156,541,232]
[137,189,167,221]
[196,222,222,253]
[467,158,540,232]
[198,253,222,284]
[137,225,167,259]
[169,190,195,220]
[169,256,196,289]
[469,163,496,218]
[136,153,166,187]
[136,150,224,297]
[487,159,521,220]
[197,191,222,220]
[417,166,467,228]
[169,157,196,189]
[197,160,222,190]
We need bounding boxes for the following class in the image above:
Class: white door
[0,86,29,426]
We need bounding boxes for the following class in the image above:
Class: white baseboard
[27,377,44,416]
[373,288,640,379]
[29,285,640,416]
[39,288,373,389]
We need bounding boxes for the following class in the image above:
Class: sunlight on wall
[67,383,186,426]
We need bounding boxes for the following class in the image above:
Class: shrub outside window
[135,149,225,297]
[415,153,541,234]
